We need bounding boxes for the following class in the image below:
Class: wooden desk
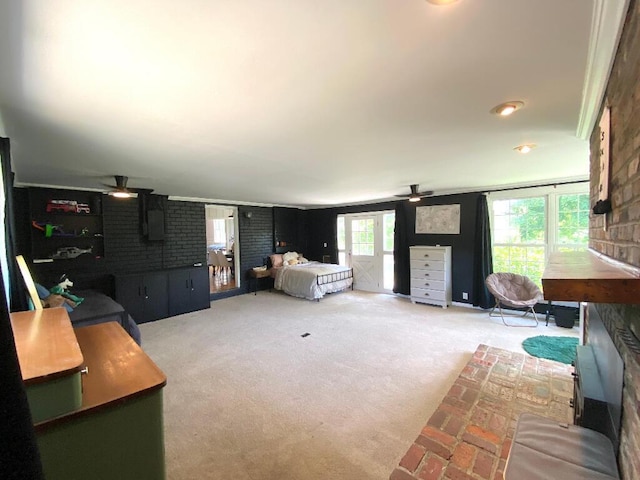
[11,310,167,480]
[36,321,166,431]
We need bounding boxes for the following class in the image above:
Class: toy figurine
[49,274,84,307]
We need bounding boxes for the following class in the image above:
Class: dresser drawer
[410,248,446,262]
[411,279,445,291]
[410,259,445,272]
[411,288,446,302]
[411,268,445,281]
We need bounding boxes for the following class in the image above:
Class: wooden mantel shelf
[542,249,640,303]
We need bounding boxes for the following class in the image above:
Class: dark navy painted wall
[15,187,483,304]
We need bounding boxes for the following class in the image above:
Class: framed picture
[416,204,460,234]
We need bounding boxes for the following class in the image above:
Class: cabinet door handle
[186,279,189,289]
[190,279,194,291]
[144,286,148,299]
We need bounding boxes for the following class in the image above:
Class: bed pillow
[270,254,284,268]
[282,251,298,262]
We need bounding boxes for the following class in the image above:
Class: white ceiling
[0,1,627,208]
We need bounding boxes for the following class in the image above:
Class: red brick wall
[589,1,640,479]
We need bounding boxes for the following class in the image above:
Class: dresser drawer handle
[424,273,430,277]
[424,254,429,257]
[424,263,430,267]
[424,292,429,296]
[424,283,429,286]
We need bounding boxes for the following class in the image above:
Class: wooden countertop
[10,308,84,385]
[36,321,167,431]
[35,321,167,430]
[542,249,640,303]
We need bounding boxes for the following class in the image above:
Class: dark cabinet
[116,267,209,324]
[168,267,210,316]
[115,272,169,324]
[28,188,104,263]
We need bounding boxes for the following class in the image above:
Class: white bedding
[273,261,353,300]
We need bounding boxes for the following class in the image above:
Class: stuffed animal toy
[49,274,84,307]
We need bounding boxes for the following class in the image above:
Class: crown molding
[576,0,631,139]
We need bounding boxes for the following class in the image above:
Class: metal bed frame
[315,268,354,301]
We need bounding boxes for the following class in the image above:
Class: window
[383,213,395,290]
[337,216,346,265]
[212,219,226,244]
[351,218,375,256]
[556,193,590,250]
[490,185,589,286]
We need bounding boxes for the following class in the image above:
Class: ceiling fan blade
[130,187,154,194]
[418,191,434,197]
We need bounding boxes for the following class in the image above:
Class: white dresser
[409,246,452,308]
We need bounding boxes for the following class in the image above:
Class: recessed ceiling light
[514,144,536,154]
[491,101,525,117]
[426,0,460,5]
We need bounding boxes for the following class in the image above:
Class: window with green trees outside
[490,188,589,287]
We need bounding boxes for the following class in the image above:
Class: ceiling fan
[103,175,153,198]
[395,184,434,202]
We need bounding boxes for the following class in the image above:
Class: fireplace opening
[573,304,624,451]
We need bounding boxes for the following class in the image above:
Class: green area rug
[522,335,579,364]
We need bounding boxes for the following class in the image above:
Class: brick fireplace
[588,1,640,479]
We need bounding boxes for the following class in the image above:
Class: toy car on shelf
[51,246,93,260]
[76,203,90,213]
[46,199,78,213]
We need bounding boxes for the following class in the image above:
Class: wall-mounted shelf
[28,188,104,262]
[542,249,640,304]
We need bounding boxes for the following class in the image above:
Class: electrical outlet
[462,292,469,300]
[323,242,327,247]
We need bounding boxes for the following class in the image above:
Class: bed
[270,252,353,301]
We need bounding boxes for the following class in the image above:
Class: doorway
[337,211,395,293]
[205,205,240,294]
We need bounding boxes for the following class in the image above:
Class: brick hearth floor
[390,344,574,480]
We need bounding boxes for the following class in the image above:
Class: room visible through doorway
[205,205,240,295]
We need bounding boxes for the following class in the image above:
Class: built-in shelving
[28,187,104,262]
[542,249,640,304]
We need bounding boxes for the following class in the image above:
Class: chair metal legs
[489,300,539,327]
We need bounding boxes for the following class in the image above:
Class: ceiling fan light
[409,195,421,202]
[490,101,524,117]
[109,191,133,198]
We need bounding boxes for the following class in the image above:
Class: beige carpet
[139,290,578,480]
